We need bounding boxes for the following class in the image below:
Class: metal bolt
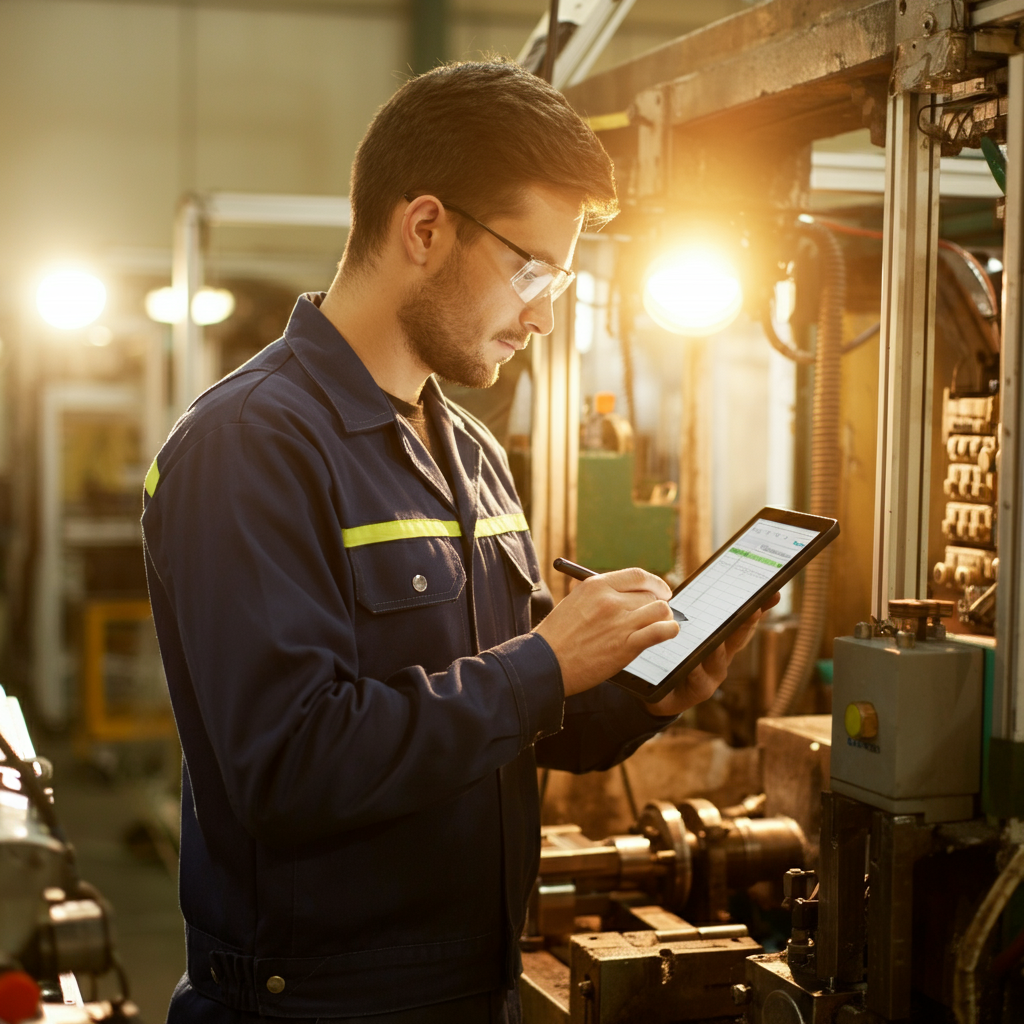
[731,983,752,1006]
[896,629,916,649]
[854,621,873,639]
[578,979,595,999]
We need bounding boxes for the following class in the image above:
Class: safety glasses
[403,194,575,304]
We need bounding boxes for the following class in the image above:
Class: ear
[400,195,456,268]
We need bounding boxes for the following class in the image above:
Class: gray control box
[830,636,983,822]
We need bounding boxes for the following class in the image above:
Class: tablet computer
[612,506,839,703]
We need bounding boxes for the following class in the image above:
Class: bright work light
[145,286,235,326]
[191,288,235,326]
[642,249,743,337]
[145,286,187,324]
[36,269,107,330]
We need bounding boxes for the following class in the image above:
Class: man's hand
[647,592,782,717]
[534,568,679,697]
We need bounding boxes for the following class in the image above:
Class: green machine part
[576,452,676,575]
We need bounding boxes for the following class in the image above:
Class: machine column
[994,53,1024,754]
[871,92,941,621]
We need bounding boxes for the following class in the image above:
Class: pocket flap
[350,537,467,613]
[494,530,541,592]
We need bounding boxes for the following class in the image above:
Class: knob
[845,702,878,740]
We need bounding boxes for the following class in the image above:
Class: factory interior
[2,0,1024,1021]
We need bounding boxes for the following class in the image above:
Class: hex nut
[731,983,752,1006]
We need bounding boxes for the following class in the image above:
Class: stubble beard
[397,246,527,389]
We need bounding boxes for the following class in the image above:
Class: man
[142,60,771,1024]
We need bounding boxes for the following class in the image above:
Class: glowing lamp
[145,286,187,324]
[191,288,235,326]
[642,250,743,337]
[36,270,106,330]
[145,286,235,326]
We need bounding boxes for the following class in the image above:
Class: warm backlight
[643,250,743,337]
[36,270,107,330]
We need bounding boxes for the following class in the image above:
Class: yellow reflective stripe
[341,513,528,548]
[586,111,630,132]
[475,513,529,538]
[341,518,461,548]
[144,457,160,497]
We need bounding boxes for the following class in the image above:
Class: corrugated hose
[768,222,845,717]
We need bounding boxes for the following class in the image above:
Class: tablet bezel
[611,506,840,703]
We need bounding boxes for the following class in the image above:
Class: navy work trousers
[166,975,521,1024]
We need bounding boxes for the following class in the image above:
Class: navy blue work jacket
[142,294,671,1018]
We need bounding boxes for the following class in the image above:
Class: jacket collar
[283,293,484,515]
[283,293,395,435]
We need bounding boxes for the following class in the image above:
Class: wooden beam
[566,0,894,138]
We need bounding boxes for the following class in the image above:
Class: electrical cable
[954,843,1024,1024]
[760,312,815,365]
[761,308,878,361]
[811,216,1000,347]
[841,321,880,355]
[768,221,845,717]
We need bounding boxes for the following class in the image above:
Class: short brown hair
[343,59,618,269]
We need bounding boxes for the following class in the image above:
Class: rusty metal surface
[569,930,761,1022]
[566,0,893,142]
[866,809,935,1018]
[816,791,872,983]
[745,953,861,1022]
[758,715,831,862]
[521,950,571,1024]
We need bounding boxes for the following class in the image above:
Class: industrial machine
[0,692,138,1023]
[518,0,1024,1021]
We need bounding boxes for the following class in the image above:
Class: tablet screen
[624,517,822,686]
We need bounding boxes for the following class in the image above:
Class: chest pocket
[348,534,467,614]
[494,529,540,594]
[489,528,541,639]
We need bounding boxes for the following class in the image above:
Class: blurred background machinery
[0,689,138,1023]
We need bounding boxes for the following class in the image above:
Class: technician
[142,60,770,1024]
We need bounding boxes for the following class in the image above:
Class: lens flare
[36,270,107,330]
[191,288,235,326]
[643,250,743,337]
[145,286,187,324]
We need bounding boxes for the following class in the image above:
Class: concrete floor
[38,738,185,1023]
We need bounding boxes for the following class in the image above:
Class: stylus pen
[552,557,599,581]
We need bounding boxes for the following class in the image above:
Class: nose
[521,292,555,336]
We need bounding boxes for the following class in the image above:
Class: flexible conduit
[768,222,846,717]
[953,844,1024,1023]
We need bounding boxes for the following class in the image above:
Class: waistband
[185,922,504,1018]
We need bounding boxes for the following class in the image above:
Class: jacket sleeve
[142,421,564,847]
[532,684,677,773]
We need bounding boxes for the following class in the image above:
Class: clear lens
[511,261,573,304]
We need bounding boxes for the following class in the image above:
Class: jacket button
[266,976,285,994]
[412,574,428,592]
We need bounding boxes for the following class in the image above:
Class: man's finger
[629,617,679,652]
[626,599,675,632]
[597,567,672,601]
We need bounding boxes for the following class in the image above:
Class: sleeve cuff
[490,632,564,747]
